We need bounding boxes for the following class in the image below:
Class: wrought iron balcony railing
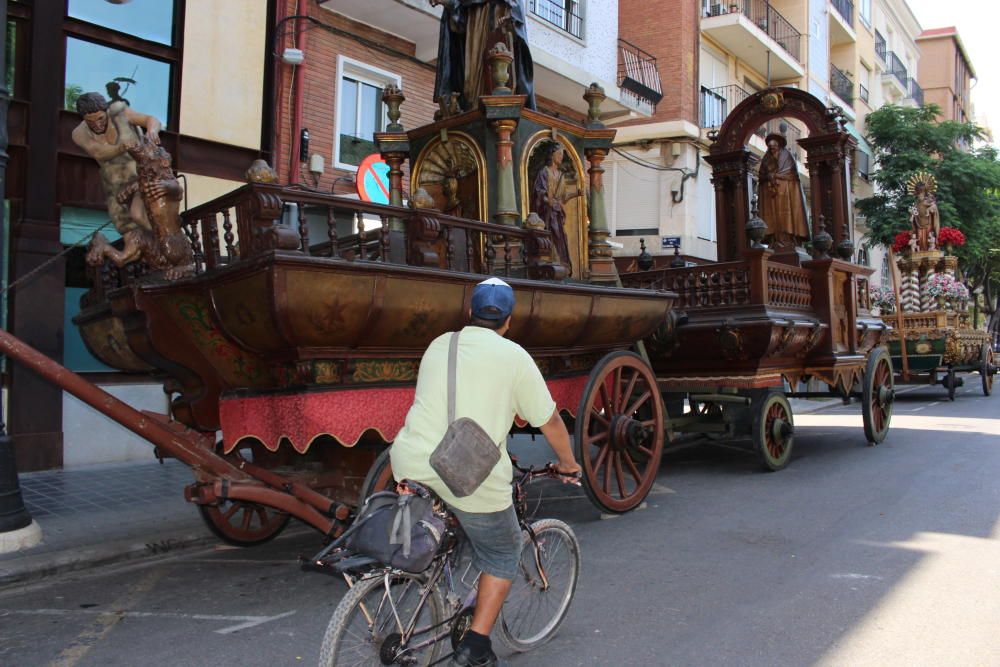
[700,84,751,129]
[618,39,663,112]
[529,0,583,39]
[875,30,886,62]
[754,118,804,162]
[886,51,908,89]
[830,64,854,105]
[702,0,802,62]
[907,78,924,106]
[831,0,853,24]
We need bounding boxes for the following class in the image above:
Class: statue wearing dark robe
[432,0,536,112]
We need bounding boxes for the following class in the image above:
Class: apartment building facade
[915,26,975,125]
[607,0,924,287]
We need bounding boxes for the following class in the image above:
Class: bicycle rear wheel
[319,571,444,667]
[497,518,580,652]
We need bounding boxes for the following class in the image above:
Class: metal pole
[0,1,36,539]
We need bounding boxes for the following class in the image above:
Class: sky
[904,0,998,143]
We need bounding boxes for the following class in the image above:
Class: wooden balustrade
[767,264,813,310]
[178,183,564,280]
[621,260,751,309]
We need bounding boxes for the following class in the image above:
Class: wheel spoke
[612,366,624,412]
[585,430,609,446]
[592,444,610,475]
[621,370,639,415]
[603,452,614,495]
[598,382,612,416]
[240,507,253,531]
[589,407,610,428]
[624,390,651,417]
[622,451,643,485]
[614,453,627,498]
[222,503,240,521]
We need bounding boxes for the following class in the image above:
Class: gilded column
[492,118,519,226]
[585,146,616,283]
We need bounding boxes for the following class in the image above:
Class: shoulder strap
[447,331,459,424]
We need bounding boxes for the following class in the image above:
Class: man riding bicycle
[390,277,581,666]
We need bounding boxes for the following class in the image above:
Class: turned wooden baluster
[356,211,366,260]
[326,206,338,258]
[466,230,474,272]
[297,204,310,255]
[485,233,495,274]
[222,209,236,261]
[503,237,511,276]
[380,215,389,262]
[202,216,221,269]
[188,221,204,274]
[444,226,454,270]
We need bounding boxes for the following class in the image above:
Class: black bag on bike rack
[345,490,444,574]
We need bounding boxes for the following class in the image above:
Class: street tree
[857,104,1000,322]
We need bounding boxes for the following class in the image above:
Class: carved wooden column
[491,118,519,227]
[375,84,409,262]
[582,84,617,284]
[704,149,757,262]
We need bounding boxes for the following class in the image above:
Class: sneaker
[450,643,500,667]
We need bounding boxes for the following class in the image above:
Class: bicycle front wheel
[319,571,444,667]
[497,518,580,652]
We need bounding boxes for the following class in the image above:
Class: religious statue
[757,133,810,249]
[907,171,940,252]
[431,0,536,114]
[530,143,581,273]
[72,92,192,280]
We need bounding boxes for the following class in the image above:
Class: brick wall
[274,1,438,192]
[616,0,700,128]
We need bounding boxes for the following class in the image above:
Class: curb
[0,527,217,589]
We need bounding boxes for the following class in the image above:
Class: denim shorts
[450,504,523,581]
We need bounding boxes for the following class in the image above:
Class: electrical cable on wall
[611,146,701,204]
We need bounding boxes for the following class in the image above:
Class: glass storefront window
[64,37,172,125]
[67,0,176,46]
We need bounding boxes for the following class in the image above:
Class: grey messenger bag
[428,332,501,497]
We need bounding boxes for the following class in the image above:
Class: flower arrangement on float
[869,285,896,314]
[937,227,966,251]
[891,231,913,254]
[925,273,969,309]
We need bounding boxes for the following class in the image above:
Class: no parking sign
[356,154,391,205]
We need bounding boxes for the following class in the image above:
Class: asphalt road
[1,383,998,667]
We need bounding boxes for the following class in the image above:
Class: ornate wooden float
[620,87,895,470]
[883,243,995,399]
[18,77,681,549]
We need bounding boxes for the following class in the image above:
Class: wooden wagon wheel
[751,393,794,471]
[198,441,291,547]
[862,347,894,444]
[358,448,395,503]
[574,351,665,514]
[980,343,995,396]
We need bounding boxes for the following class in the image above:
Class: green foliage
[64,83,83,111]
[858,104,1000,300]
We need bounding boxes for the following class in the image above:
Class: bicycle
[308,458,582,666]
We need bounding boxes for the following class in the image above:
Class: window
[856,150,870,182]
[529,0,584,39]
[335,57,400,170]
[881,255,890,289]
[859,0,871,27]
[859,64,871,103]
[64,37,173,125]
[68,0,177,46]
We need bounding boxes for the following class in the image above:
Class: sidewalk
[0,459,213,587]
[0,395,848,588]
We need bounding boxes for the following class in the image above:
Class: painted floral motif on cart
[170,295,267,386]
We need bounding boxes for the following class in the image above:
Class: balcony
[828,0,855,45]
[881,50,908,99]
[830,64,854,106]
[701,0,804,80]
[875,30,886,62]
[319,0,642,119]
[754,118,804,162]
[906,78,924,106]
[618,40,663,116]
[699,84,751,129]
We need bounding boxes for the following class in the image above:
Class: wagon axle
[609,415,652,452]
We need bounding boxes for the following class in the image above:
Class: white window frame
[334,56,402,172]
[859,0,871,28]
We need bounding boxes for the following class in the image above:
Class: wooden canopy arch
[705,87,857,263]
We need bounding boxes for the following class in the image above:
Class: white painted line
[829,573,884,581]
[0,607,298,635]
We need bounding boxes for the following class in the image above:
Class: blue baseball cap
[471,277,515,321]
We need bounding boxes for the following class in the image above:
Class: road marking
[47,568,166,667]
[4,607,297,635]
[830,573,884,581]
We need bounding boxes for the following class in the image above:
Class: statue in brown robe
[530,144,580,274]
[758,133,810,249]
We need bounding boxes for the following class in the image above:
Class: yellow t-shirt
[390,326,556,513]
